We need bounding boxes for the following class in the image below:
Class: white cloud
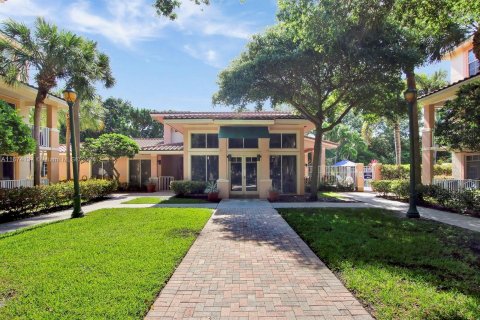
[66,0,167,47]
[183,44,221,68]
[0,0,52,18]
[173,1,254,40]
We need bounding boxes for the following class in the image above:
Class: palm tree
[59,98,105,180]
[0,18,86,185]
[67,40,115,174]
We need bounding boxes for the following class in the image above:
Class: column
[298,131,305,195]
[422,104,435,184]
[217,138,229,199]
[355,163,365,192]
[46,104,59,183]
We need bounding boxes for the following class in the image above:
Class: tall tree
[214,11,401,199]
[102,98,164,138]
[67,38,115,180]
[0,100,35,155]
[436,81,480,152]
[0,18,93,185]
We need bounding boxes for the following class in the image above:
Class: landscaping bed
[0,179,117,223]
[122,196,211,204]
[0,208,212,319]
[280,208,480,320]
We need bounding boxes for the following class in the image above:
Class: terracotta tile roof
[133,138,164,149]
[58,138,170,153]
[418,72,480,100]
[142,142,184,152]
[151,111,305,120]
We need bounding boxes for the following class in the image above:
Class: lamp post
[63,87,84,218]
[404,88,420,218]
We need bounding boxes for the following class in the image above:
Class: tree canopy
[80,134,139,181]
[436,82,480,152]
[214,1,402,199]
[0,100,35,155]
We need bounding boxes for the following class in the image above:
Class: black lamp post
[404,88,420,219]
[63,87,84,218]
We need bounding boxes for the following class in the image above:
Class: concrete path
[145,199,372,320]
[342,192,480,233]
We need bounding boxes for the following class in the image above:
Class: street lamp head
[404,88,417,103]
[63,87,77,104]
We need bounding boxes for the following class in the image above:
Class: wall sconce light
[227,154,232,161]
[256,154,262,161]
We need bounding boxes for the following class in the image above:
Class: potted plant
[268,187,280,202]
[146,178,157,193]
[204,181,219,202]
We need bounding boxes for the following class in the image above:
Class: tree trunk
[33,90,48,186]
[112,160,120,183]
[73,99,81,176]
[66,114,71,181]
[309,125,323,201]
[393,119,402,165]
[405,69,422,187]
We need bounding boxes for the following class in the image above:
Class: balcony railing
[432,178,480,192]
[0,178,49,189]
[30,126,51,148]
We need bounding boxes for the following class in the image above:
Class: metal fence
[0,178,49,189]
[305,165,357,188]
[432,179,480,192]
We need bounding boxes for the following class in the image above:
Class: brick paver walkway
[145,200,372,320]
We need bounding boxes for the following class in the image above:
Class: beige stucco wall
[0,83,66,184]
[180,124,311,199]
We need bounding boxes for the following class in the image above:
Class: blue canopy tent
[333,160,356,167]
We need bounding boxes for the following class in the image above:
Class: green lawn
[280,208,480,320]
[317,191,345,200]
[122,196,209,204]
[0,208,212,319]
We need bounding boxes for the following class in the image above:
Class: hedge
[371,179,479,216]
[0,179,117,222]
[170,180,207,196]
[380,163,452,180]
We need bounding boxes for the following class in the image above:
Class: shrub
[390,180,410,199]
[433,163,452,177]
[381,165,409,180]
[371,180,392,196]
[0,179,116,222]
[170,180,207,196]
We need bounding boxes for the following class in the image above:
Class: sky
[0,0,448,112]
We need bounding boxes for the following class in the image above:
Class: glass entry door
[230,156,258,195]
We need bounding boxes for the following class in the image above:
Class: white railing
[432,179,480,192]
[0,178,49,189]
[305,165,357,188]
[159,176,175,191]
[30,126,51,148]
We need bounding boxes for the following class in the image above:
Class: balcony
[30,126,51,148]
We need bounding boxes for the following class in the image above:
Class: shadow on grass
[279,207,480,319]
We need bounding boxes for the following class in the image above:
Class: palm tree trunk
[66,114,71,180]
[33,90,48,186]
[393,120,402,165]
[405,69,421,187]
